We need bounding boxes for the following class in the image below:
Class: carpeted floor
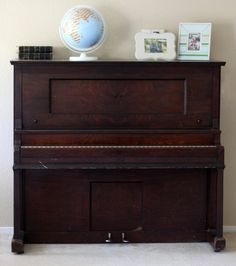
[1,232,236,266]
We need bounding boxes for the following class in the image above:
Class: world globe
[59,5,106,61]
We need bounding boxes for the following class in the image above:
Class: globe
[59,5,106,61]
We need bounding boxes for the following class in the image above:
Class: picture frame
[135,32,176,60]
[178,23,212,60]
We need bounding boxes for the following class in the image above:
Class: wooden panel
[21,131,217,146]
[50,79,184,114]
[24,169,207,235]
[91,182,142,231]
[21,63,214,129]
[20,146,222,166]
[24,230,208,243]
[143,170,207,231]
[24,170,89,232]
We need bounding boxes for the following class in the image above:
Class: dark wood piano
[11,60,226,253]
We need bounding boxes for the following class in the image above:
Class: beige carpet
[1,232,236,266]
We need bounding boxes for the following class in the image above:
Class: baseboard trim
[0,227,13,234]
[0,226,236,235]
[223,226,236,233]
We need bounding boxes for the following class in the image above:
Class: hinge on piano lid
[14,145,20,152]
[15,119,22,129]
[212,118,219,129]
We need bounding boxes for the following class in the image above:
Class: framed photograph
[135,32,176,60]
[178,23,212,60]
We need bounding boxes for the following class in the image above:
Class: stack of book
[18,46,53,60]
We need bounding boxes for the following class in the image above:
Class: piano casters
[12,238,24,254]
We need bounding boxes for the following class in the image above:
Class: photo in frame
[178,23,212,60]
[135,32,176,60]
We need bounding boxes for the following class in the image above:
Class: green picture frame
[178,23,212,60]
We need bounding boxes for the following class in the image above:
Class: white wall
[0,0,236,226]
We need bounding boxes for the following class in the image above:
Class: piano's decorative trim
[21,145,217,149]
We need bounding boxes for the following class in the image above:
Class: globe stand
[70,53,98,61]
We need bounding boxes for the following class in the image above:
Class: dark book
[19,52,53,60]
[19,46,53,53]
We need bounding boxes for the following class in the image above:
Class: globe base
[70,53,98,61]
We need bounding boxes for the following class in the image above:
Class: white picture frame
[178,23,212,60]
[135,32,176,60]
